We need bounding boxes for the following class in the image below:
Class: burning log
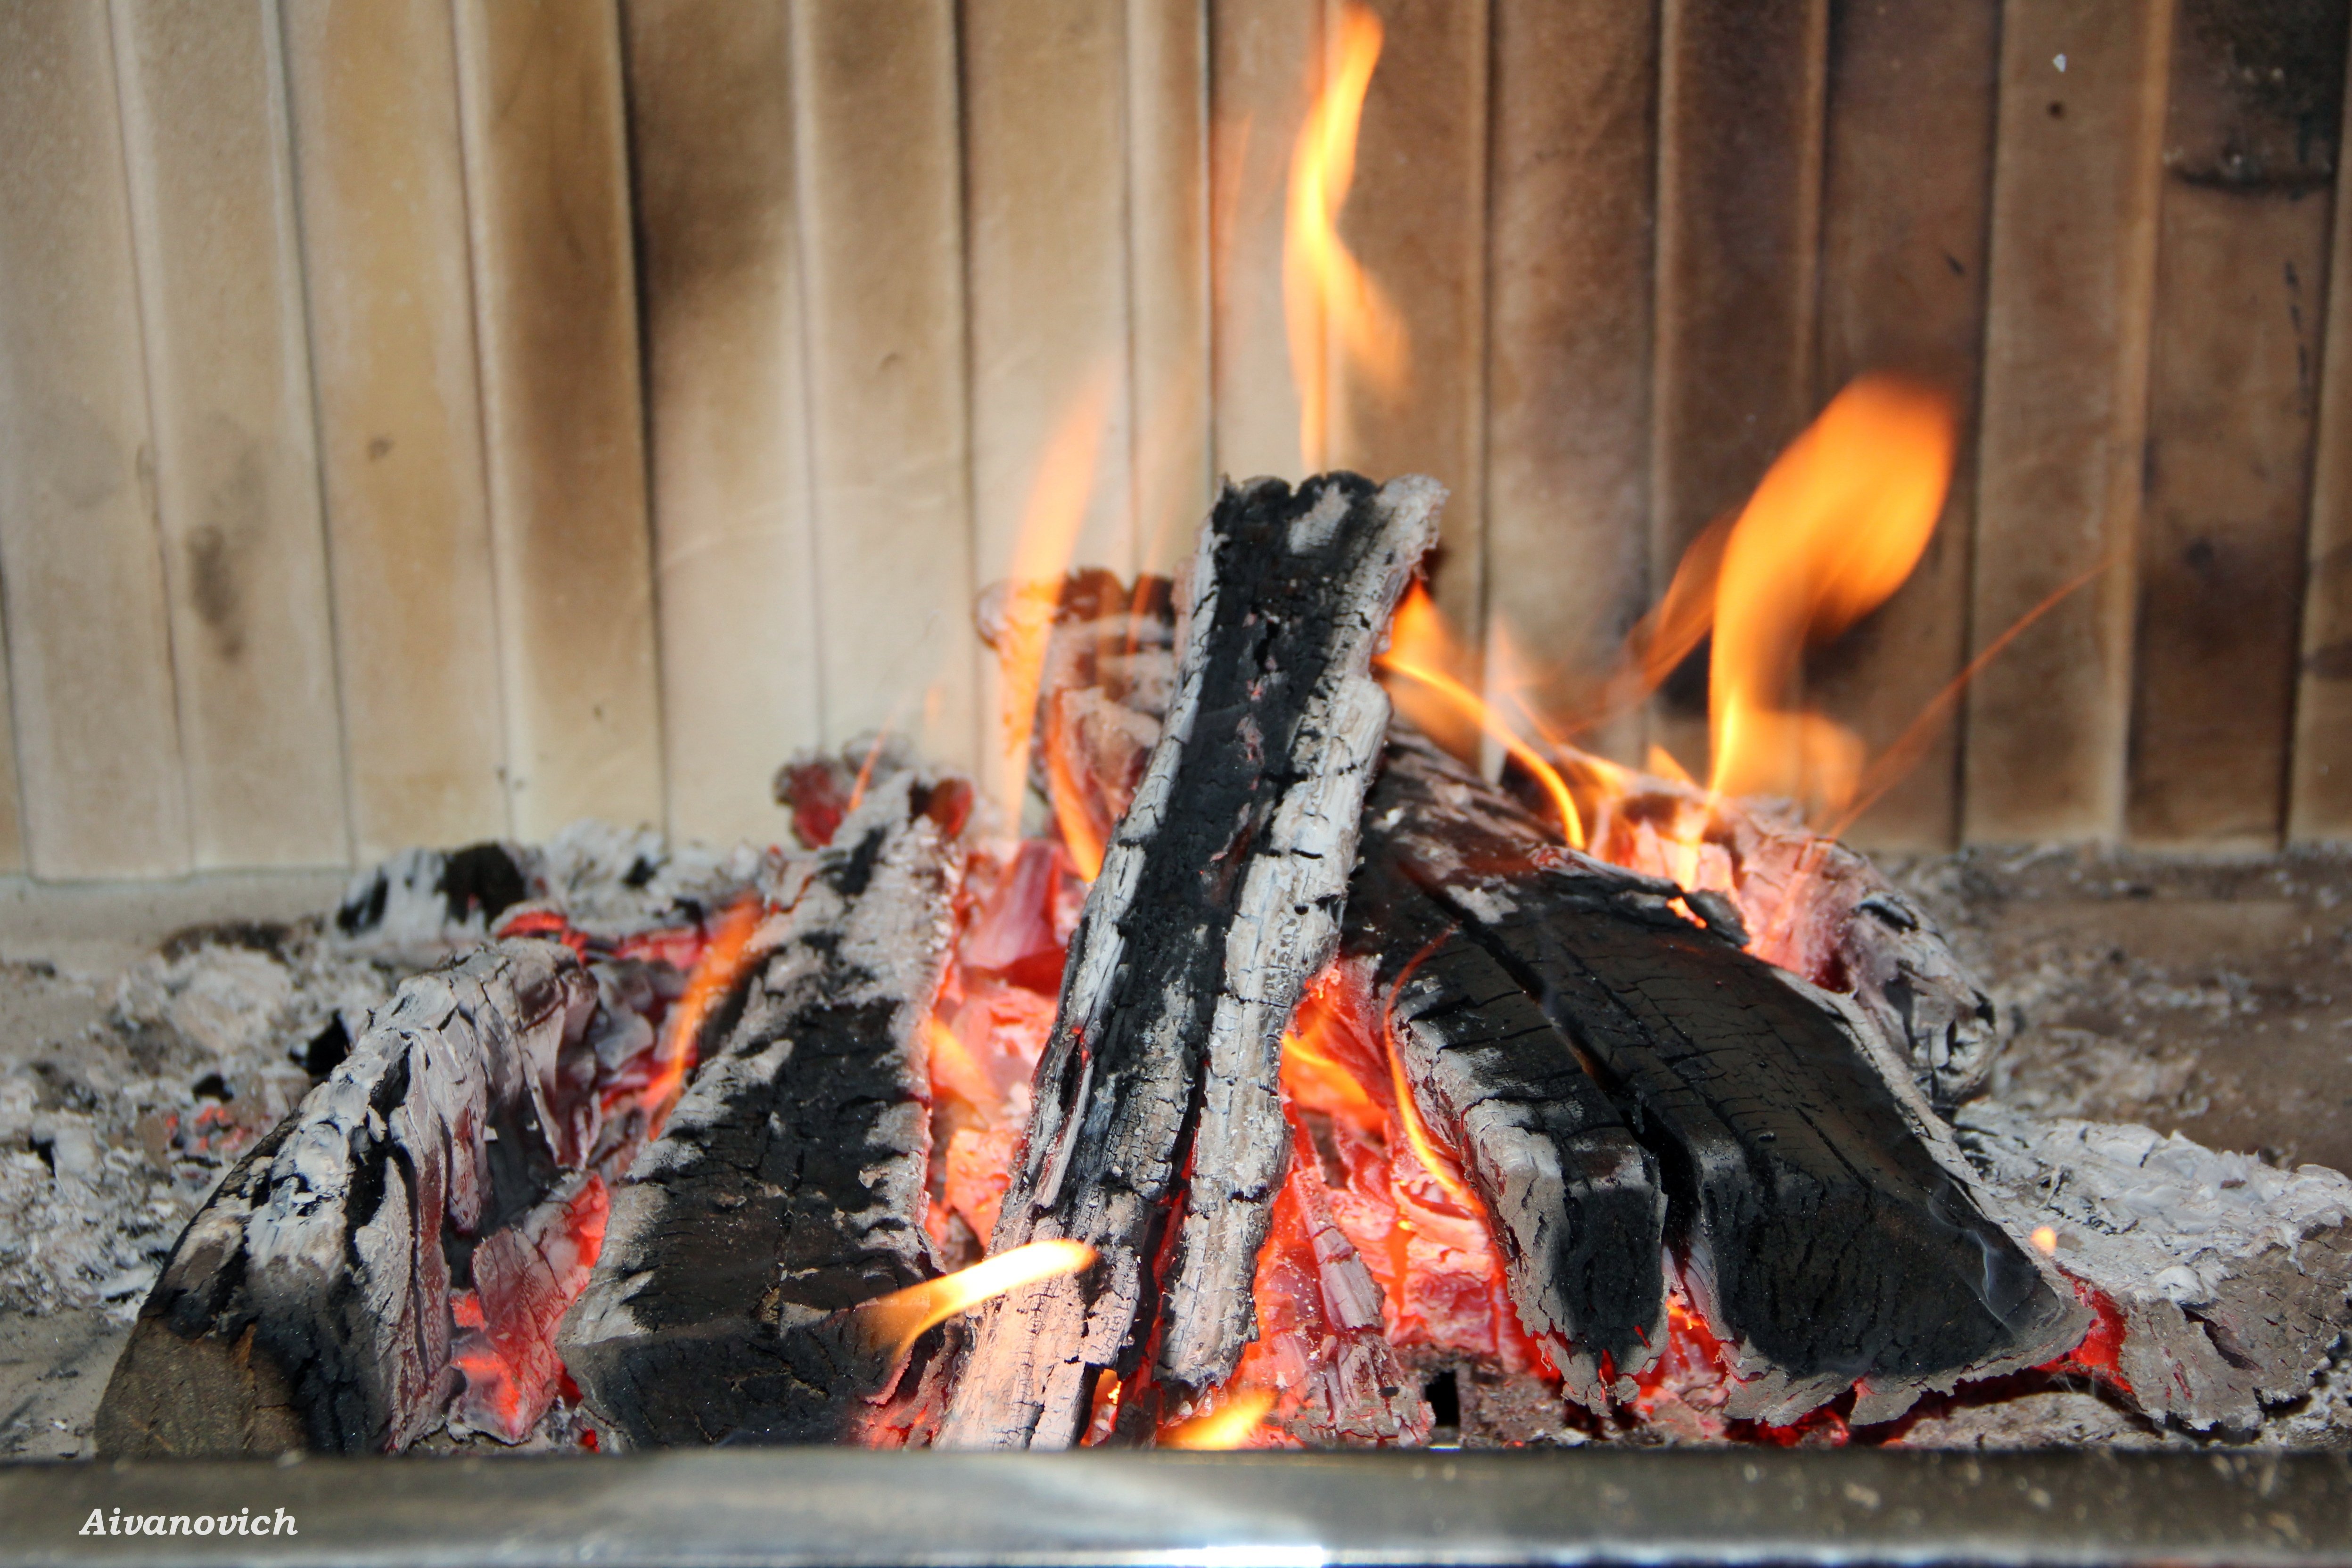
[96,939,633,1456]
[1586,781,1999,1111]
[939,473,1443,1449]
[1359,731,2086,1424]
[1341,808,1669,1410]
[557,772,971,1446]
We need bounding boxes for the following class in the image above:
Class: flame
[990,368,1116,823]
[1379,940,1485,1217]
[923,1012,998,1117]
[1705,375,1954,807]
[855,1239,1096,1364]
[2030,1225,2059,1256]
[1378,585,1584,846]
[1042,699,1108,881]
[1160,1386,1277,1450]
[1284,3,1405,472]
[644,895,763,1134]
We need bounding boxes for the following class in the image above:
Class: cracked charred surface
[1342,829,1668,1411]
[1360,732,2084,1425]
[558,774,966,1446]
[95,941,604,1456]
[938,473,1442,1450]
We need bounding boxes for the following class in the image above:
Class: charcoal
[1343,837,1668,1409]
[1360,730,2084,1423]
[557,772,967,1446]
[95,940,608,1455]
[939,472,1442,1449]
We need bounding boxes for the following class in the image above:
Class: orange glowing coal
[1160,1386,1277,1450]
[645,895,764,1136]
[856,1239,1097,1364]
[1285,2,1406,472]
[1703,375,1955,810]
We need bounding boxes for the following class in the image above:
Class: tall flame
[1285,3,1406,472]
[990,369,1116,827]
[855,1239,1096,1364]
[1704,376,1953,807]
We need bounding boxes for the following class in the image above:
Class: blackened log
[96,941,602,1456]
[557,773,967,1446]
[1343,841,1667,1409]
[1587,782,1999,1110]
[1360,731,2086,1424]
[939,473,1442,1450]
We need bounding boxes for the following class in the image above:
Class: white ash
[1951,1102,2352,1436]
[0,822,767,1324]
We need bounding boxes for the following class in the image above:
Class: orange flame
[1160,1386,1277,1450]
[855,1239,1096,1364]
[1042,700,1108,882]
[1705,376,1954,808]
[1377,584,1584,846]
[1285,3,1405,472]
[990,368,1116,825]
[645,896,763,1135]
[1379,940,1485,1217]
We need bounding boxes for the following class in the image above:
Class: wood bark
[1363,731,2084,1425]
[1345,745,1668,1409]
[938,473,1441,1449]
[558,773,967,1446]
[98,940,607,1455]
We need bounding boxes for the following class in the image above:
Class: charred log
[557,773,968,1446]
[1342,841,1668,1409]
[96,940,619,1456]
[939,473,1442,1449]
[1360,731,2085,1423]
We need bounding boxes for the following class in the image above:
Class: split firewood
[97,940,618,1456]
[1587,782,1998,1111]
[1341,792,1669,1410]
[558,772,971,1446]
[938,473,1443,1449]
[1363,730,2086,1424]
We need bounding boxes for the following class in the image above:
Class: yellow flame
[1706,376,1954,807]
[990,368,1116,823]
[1161,1387,1277,1450]
[2030,1225,2059,1256]
[856,1240,1096,1364]
[1284,3,1405,472]
[1378,586,1584,846]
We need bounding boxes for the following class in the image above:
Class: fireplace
[5,0,2352,1560]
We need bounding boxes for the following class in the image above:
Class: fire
[989,368,1116,836]
[1702,375,1954,809]
[1379,944,1485,1218]
[856,1239,1097,1364]
[1160,1387,1277,1449]
[644,895,763,1134]
[1377,583,1584,846]
[1284,2,1406,472]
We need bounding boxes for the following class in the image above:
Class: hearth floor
[6,849,2352,1459]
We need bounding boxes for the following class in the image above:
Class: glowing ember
[643,895,764,1136]
[857,1239,1097,1363]
[1284,2,1405,472]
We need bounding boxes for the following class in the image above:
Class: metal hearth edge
[1,1448,2347,1567]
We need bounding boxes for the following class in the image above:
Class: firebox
[4,0,2352,1562]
